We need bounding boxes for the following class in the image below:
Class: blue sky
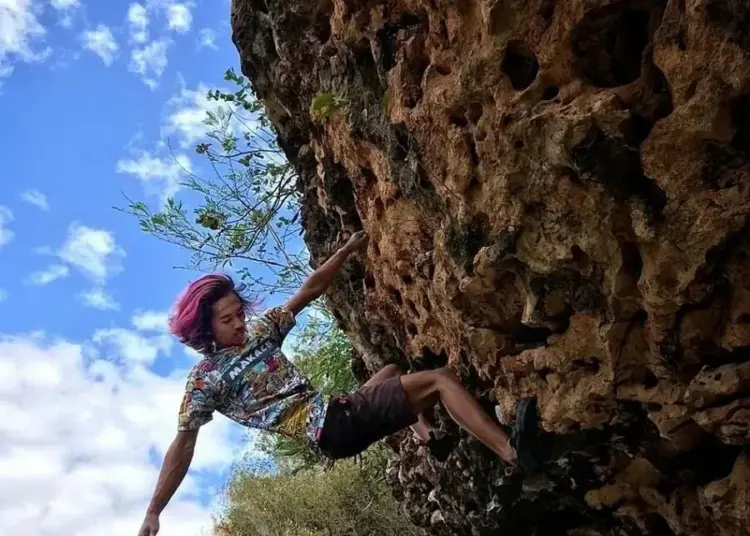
[0,1,294,534]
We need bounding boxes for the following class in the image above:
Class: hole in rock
[701,95,750,190]
[364,272,376,290]
[250,0,269,14]
[466,133,480,166]
[539,0,556,24]
[573,357,601,373]
[643,514,677,536]
[501,41,539,90]
[643,370,659,388]
[572,126,667,219]
[541,86,560,100]
[376,13,425,71]
[467,102,484,124]
[448,108,469,127]
[444,212,490,274]
[705,0,750,53]
[619,240,644,280]
[390,288,404,306]
[436,64,451,76]
[467,175,481,194]
[475,130,487,142]
[513,325,553,345]
[501,114,514,126]
[407,323,418,336]
[571,245,588,264]
[627,65,674,146]
[514,139,525,149]
[571,5,652,87]
[423,347,449,367]
[416,166,435,193]
[538,367,554,381]
[403,81,425,109]
[401,274,414,285]
[361,166,377,187]
[313,12,332,43]
[373,198,385,218]
[406,299,419,316]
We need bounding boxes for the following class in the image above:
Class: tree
[119,68,308,297]
[218,447,421,536]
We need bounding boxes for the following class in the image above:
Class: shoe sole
[512,397,539,473]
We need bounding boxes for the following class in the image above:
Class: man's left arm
[284,231,369,316]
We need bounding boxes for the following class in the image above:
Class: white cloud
[132,310,170,332]
[20,188,49,210]
[0,289,6,303]
[166,3,192,33]
[0,0,51,79]
[58,223,125,283]
[116,151,191,201]
[92,327,172,364]
[163,83,216,148]
[79,288,120,311]
[127,3,149,44]
[50,0,80,28]
[26,264,70,286]
[0,331,237,535]
[81,24,118,66]
[197,28,217,50]
[0,206,15,250]
[129,39,170,89]
[50,0,80,9]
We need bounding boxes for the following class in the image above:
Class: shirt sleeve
[257,306,296,344]
[177,370,218,432]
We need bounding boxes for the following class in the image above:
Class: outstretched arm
[137,430,199,536]
[285,231,369,316]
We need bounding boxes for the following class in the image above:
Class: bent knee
[434,367,458,384]
[382,363,403,376]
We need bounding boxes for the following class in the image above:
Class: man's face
[211,292,247,349]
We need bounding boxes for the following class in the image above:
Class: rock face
[231,0,750,534]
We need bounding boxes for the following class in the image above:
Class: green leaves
[117,65,307,296]
[195,208,226,230]
[310,92,348,121]
[220,447,422,536]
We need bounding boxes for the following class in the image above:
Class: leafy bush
[217,448,421,536]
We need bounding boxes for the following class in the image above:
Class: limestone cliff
[230,0,750,534]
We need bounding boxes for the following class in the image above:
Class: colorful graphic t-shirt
[177,307,328,444]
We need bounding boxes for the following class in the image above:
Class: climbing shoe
[510,396,540,474]
[426,430,459,462]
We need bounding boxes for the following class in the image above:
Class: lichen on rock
[231,0,750,534]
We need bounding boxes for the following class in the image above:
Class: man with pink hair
[137,231,539,536]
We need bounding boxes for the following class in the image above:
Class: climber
[136,230,539,536]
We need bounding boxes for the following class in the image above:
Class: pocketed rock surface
[231,0,750,534]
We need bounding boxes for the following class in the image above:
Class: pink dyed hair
[169,273,258,353]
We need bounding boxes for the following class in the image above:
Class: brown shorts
[317,376,418,460]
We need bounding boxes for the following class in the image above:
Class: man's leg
[364,364,435,442]
[400,367,518,465]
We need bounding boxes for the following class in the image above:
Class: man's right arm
[137,430,199,536]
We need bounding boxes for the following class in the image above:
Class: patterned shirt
[177,307,328,444]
